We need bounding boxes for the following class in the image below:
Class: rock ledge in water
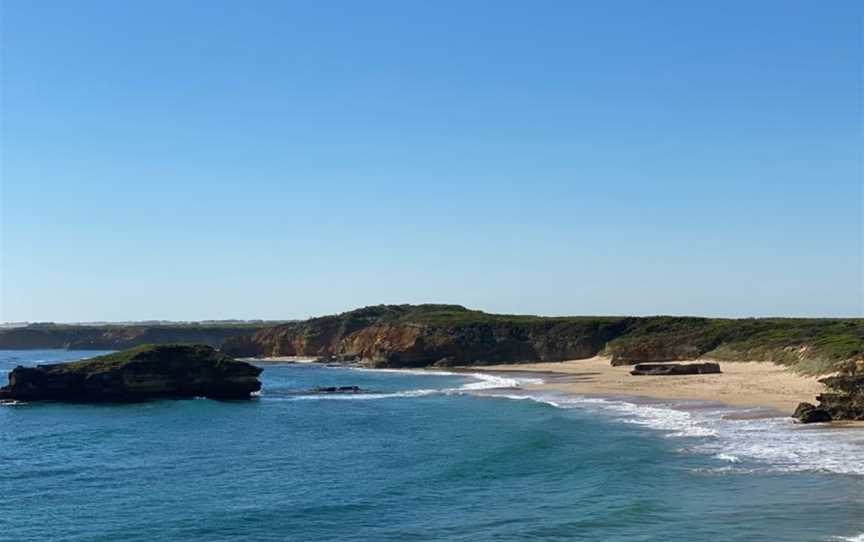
[629,362,721,376]
[0,344,262,402]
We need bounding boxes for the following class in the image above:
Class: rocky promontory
[221,305,863,373]
[0,344,262,402]
[222,305,629,367]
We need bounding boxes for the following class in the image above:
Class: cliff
[0,323,272,350]
[221,305,863,373]
[0,344,262,402]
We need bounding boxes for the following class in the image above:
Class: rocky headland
[0,344,262,402]
[221,305,862,375]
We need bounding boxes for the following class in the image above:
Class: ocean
[1,350,863,542]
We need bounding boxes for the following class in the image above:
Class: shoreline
[457,356,826,415]
[249,354,864,428]
[465,359,864,429]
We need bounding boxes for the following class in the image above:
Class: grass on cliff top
[605,317,864,374]
[265,305,863,374]
[329,304,628,327]
[58,344,229,372]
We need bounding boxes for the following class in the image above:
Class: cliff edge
[221,305,863,374]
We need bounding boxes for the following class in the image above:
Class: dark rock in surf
[312,386,365,394]
[793,402,833,423]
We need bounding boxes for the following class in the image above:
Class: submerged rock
[629,362,721,376]
[0,344,262,402]
[312,386,365,394]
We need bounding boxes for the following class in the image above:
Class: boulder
[630,362,721,376]
[793,402,832,423]
[0,344,262,402]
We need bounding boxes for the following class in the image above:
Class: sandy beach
[472,356,828,414]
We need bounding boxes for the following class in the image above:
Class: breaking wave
[265,365,864,477]
[474,388,864,477]
[269,369,543,401]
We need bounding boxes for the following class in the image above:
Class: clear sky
[1,0,862,322]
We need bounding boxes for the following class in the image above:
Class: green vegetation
[21,321,286,330]
[66,344,160,369]
[305,306,863,373]
[9,305,864,375]
[60,344,232,372]
[0,322,282,350]
[603,317,864,374]
[330,303,626,328]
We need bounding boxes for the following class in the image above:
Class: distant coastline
[0,322,280,350]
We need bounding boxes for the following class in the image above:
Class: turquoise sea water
[1,350,863,542]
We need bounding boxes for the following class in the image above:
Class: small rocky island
[0,344,262,402]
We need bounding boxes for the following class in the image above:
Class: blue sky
[1,0,861,321]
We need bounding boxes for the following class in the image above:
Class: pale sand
[472,357,827,414]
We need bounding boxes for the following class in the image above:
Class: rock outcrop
[0,344,262,402]
[794,371,864,423]
[221,305,630,367]
[629,362,721,376]
[222,305,863,372]
[792,402,833,423]
[312,386,365,394]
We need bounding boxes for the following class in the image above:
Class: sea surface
[1,350,863,542]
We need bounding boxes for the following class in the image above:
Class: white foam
[346,367,543,391]
[714,453,741,463]
[831,534,864,542]
[270,368,543,402]
[473,389,864,477]
[274,366,864,477]
[282,388,442,401]
[459,373,543,390]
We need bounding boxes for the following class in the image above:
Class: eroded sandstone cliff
[222,305,863,373]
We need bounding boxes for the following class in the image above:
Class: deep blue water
[1,350,863,542]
